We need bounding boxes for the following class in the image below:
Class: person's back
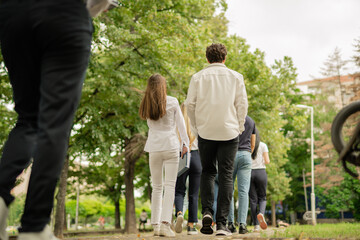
[144,96,185,152]
[185,43,248,236]
[238,116,256,152]
[188,65,247,141]
[140,74,189,238]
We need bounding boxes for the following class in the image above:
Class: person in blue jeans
[213,115,256,234]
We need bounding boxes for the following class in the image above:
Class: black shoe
[239,223,248,234]
[216,223,232,236]
[200,213,213,235]
[227,222,236,233]
[187,225,198,235]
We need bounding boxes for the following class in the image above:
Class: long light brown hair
[139,74,167,120]
[180,103,196,148]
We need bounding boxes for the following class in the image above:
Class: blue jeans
[213,151,252,224]
[233,151,252,224]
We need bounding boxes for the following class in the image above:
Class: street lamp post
[296,104,316,226]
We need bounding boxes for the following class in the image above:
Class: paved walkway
[66,228,276,240]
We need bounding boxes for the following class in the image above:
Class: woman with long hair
[249,130,270,232]
[174,104,202,235]
[139,74,189,237]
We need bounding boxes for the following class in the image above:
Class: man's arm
[185,76,198,136]
[234,74,248,134]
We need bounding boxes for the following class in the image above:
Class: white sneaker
[257,213,268,230]
[0,197,8,240]
[174,214,184,233]
[160,223,175,237]
[153,224,160,236]
[18,226,59,240]
[254,225,260,232]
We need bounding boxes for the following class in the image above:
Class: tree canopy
[0,0,312,231]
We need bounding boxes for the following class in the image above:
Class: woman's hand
[181,145,188,158]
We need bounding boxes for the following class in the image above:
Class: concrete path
[66,228,276,240]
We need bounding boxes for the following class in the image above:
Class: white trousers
[149,149,179,224]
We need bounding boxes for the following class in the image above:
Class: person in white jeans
[139,74,189,237]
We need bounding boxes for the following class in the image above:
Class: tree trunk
[271,200,276,227]
[54,156,69,238]
[123,134,145,234]
[115,198,121,229]
[64,208,67,231]
[124,151,138,233]
[337,74,345,107]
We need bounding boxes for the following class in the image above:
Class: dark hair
[139,74,167,121]
[206,43,227,63]
[252,127,260,160]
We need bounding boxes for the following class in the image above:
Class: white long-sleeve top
[144,96,190,152]
[185,63,248,141]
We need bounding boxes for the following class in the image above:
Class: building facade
[297,74,360,109]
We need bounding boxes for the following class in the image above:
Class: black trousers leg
[215,138,238,226]
[249,169,267,225]
[249,171,259,225]
[198,136,238,226]
[256,170,267,214]
[187,150,202,223]
[0,0,92,232]
[174,168,189,216]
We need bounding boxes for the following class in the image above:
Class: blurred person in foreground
[0,1,93,239]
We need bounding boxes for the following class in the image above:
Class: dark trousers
[0,0,92,232]
[198,135,239,226]
[174,150,202,223]
[249,169,267,225]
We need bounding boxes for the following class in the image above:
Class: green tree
[0,51,16,149]
[353,36,360,69]
[224,35,303,225]
[72,154,125,229]
[320,47,349,107]
[66,0,225,234]
[318,173,360,219]
[66,198,117,224]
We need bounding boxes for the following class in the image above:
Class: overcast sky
[225,0,360,82]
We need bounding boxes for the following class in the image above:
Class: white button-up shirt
[144,96,190,152]
[185,63,248,141]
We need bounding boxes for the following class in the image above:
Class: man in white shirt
[185,43,248,236]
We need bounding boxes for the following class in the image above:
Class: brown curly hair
[206,43,227,63]
[139,74,167,121]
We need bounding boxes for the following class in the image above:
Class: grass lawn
[264,223,360,239]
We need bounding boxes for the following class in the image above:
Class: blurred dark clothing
[0,0,92,232]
